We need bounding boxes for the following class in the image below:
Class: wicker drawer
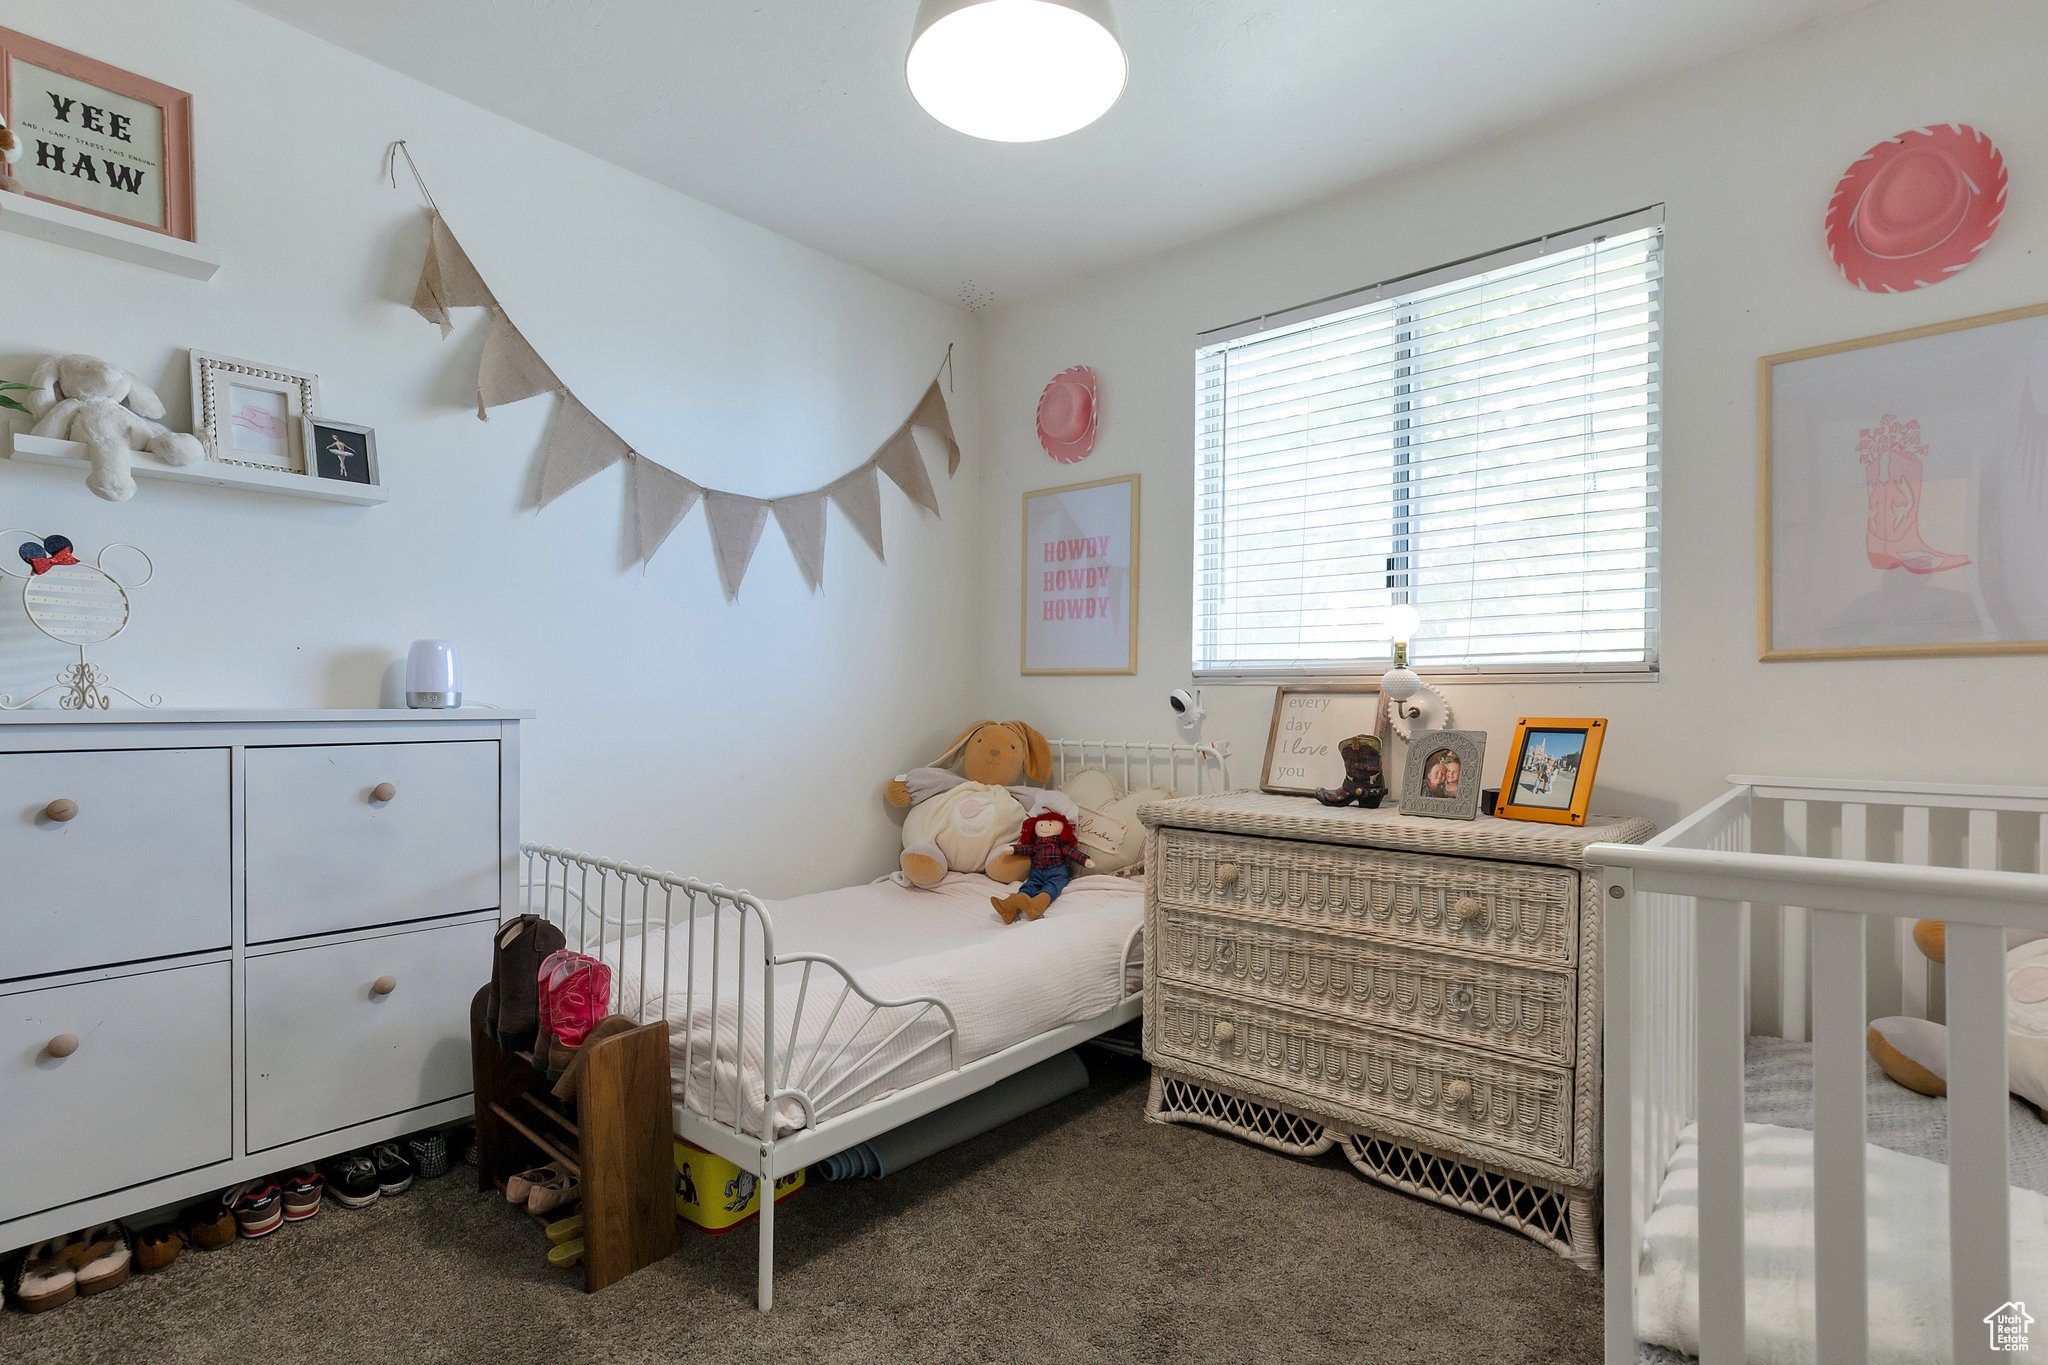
[1156,828,1577,965]
[1150,982,1572,1168]
[1155,906,1575,1065]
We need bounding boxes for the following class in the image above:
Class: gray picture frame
[303,418,380,488]
[1399,729,1487,821]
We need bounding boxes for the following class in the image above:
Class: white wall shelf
[4,428,388,506]
[0,193,222,281]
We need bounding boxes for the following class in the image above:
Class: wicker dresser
[1138,790,1654,1267]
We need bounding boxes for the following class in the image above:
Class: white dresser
[0,709,525,1250]
[1139,791,1653,1267]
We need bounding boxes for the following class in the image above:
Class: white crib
[1591,776,2048,1365]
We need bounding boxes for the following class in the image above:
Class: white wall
[0,0,981,895]
[974,0,2048,830]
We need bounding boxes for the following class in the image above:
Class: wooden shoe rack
[467,986,675,1291]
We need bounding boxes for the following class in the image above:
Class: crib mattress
[1636,1036,2048,1365]
[606,871,1144,1138]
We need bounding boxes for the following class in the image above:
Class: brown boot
[1023,892,1053,921]
[992,894,1024,924]
[551,1014,640,1102]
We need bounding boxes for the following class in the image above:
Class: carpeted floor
[2,1056,1601,1364]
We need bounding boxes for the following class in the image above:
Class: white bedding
[1638,1121,2048,1365]
[608,871,1144,1138]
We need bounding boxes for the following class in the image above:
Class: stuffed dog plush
[886,720,1077,887]
[27,354,204,502]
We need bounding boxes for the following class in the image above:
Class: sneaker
[372,1142,416,1196]
[325,1151,380,1209]
[224,1181,283,1239]
[407,1130,449,1181]
[280,1167,323,1222]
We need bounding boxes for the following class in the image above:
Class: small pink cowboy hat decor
[1036,365,1099,463]
[1826,124,2007,293]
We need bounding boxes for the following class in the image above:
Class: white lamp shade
[907,0,1127,142]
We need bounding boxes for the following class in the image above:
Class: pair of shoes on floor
[407,1129,450,1180]
[505,1163,579,1216]
[178,1202,237,1252]
[133,1223,186,1274]
[7,1224,132,1311]
[222,1165,327,1238]
[325,1143,417,1210]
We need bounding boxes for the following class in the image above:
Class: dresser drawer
[1150,982,1572,1168]
[1156,906,1576,1066]
[0,748,230,980]
[245,742,501,942]
[0,962,231,1221]
[244,918,493,1151]
[1156,828,1579,965]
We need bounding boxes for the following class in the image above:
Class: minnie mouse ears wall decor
[1826,124,2007,293]
[1037,365,1099,463]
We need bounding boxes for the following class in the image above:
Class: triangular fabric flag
[873,422,941,516]
[909,381,960,476]
[411,213,494,336]
[771,491,829,593]
[536,395,632,507]
[631,457,703,566]
[703,491,771,601]
[827,463,886,563]
[476,310,561,419]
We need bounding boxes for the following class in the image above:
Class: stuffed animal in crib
[1867,919,2048,1109]
[1315,734,1388,809]
[26,355,205,502]
[886,720,1076,887]
[991,811,1095,924]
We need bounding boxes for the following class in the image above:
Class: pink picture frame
[0,27,194,241]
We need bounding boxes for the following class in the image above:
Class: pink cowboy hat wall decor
[1036,365,1099,463]
[1826,124,2007,293]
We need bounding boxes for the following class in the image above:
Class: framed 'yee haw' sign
[0,27,195,240]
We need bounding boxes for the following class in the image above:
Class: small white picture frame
[304,418,380,488]
[190,350,319,475]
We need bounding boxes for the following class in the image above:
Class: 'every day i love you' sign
[1021,474,1138,675]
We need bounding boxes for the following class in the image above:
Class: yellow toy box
[674,1139,804,1233]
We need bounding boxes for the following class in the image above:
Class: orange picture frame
[1495,717,1607,826]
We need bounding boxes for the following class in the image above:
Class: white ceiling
[239,0,1877,307]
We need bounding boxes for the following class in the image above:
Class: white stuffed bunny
[27,355,204,502]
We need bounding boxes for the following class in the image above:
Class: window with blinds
[1193,209,1662,679]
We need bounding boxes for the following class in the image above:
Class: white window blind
[1193,209,1662,679]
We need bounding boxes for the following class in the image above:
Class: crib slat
[1696,897,1747,1365]
[1603,869,1638,1365]
[1947,919,2010,1363]
[1900,806,1933,1019]
[1779,802,1809,1042]
[1810,908,1868,1364]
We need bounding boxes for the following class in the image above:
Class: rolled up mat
[814,1049,1090,1181]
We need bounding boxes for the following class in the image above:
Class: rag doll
[1315,734,1388,808]
[991,810,1094,925]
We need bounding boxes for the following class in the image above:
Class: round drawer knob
[369,782,398,803]
[1445,1079,1472,1106]
[45,1033,80,1059]
[371,976,398,997]
[1453,895,1484,924]
[1216,861,1240,888]
[1213,1020,1236,1048]
[43,798,79,823]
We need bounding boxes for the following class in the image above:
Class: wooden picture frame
[1020,473,1138,675]
[1495,716,1607,826]
[0,27,194,240]
[1259,683,1381,795]
[1759,300,2048,662]
[1399,729,1487,821]
[304,418,380,489]
[190,351,320,477]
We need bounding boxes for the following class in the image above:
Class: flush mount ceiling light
[906,0,1127,143]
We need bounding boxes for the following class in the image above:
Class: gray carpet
[1,1056,1601,1364]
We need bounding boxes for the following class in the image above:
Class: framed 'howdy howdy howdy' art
[0,27,195,240]
[1021,474,1139,675]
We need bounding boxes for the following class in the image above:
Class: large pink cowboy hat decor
[1036,365,1099,463]
[1826,124,2007,294]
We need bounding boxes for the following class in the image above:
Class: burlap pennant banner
[771,491,829,593]
[703,491,771,601]
[537,395,633,508]
[407,208,957,598]
[827,463,887,563]
[476,310,562,419]
[631,457,704,566]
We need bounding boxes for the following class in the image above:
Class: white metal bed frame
[1592,775,2048,1365]
[517,737,1227,1310]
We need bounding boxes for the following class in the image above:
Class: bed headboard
[1045,737,1230,798]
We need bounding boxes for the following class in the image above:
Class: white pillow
[1061,767,1170,875]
